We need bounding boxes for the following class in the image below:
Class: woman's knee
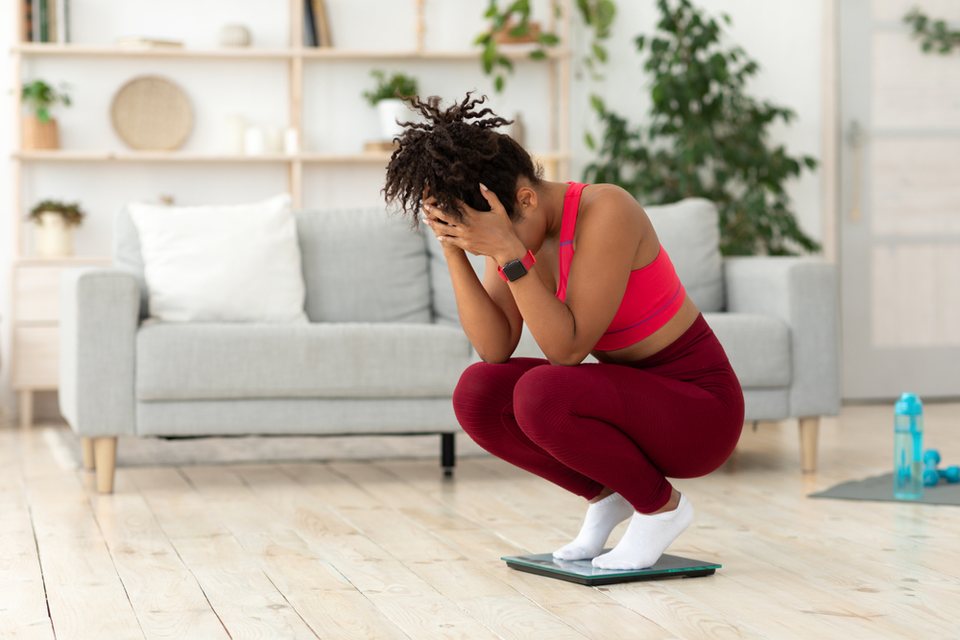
[513,366,583,443]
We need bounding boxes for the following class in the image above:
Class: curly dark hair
[382,93,543,225]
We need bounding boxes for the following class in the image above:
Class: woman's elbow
[545,348,591,367]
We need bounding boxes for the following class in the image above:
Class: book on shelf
[115,36,185,50]
[29,0,70,43]
[303,0,318,47]
[313,0,332,47]
[23,0,32,41]
[303,0,332,47]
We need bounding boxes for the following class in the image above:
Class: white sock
[591,493,694,570]
[553,493,634,561]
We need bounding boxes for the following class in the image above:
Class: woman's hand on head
[421,194,464,256]
[422,184,525,263]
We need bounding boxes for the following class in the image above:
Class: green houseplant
[363,70,420,142]
[21,79,72,149]
[903,7,960,53]
[29,199,85,257]
[476,0,616,92]
[584,0,819,256]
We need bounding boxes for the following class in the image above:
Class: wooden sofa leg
[81,437,96,471]
[19,390,33,430]
[799,417,819,474]
[441,433,456,478]
[93,437,118,494]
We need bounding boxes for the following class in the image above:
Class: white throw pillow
[128,194,308,323]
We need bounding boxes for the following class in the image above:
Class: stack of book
[24,0,70,43]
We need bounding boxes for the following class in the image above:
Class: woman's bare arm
[441,243,522,363]
[427,185,643,366]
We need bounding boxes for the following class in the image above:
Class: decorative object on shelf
[304,0,332,47]
[363,70,419,141]
[583,0,819,256]
[110,75,193,151]
[284,127,299,155]
[903,8,960,54]
[21,78,71,150]
[244,126,266,155]
[507,111,526,147]
[219,24,252,47]
[28,199,84,258]
[114,36,184,50]
[265,127,283,153]
[475,0,615,91]
[223,113,246,154]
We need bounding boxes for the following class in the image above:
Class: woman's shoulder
[579,183,647,228]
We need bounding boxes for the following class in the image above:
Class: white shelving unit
[8,0,572,427]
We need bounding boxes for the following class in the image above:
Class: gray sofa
[60,198,839,493]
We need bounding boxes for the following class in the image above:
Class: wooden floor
[3,404,960,640]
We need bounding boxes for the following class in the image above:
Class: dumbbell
[922,449,960,486]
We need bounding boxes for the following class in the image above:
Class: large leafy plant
[584,0,819,256]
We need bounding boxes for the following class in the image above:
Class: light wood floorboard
[2,404,960,639]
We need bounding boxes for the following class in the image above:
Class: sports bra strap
[557,182,587,301]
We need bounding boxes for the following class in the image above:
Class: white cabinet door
[840,0,960,399]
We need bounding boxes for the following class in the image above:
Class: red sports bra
[556,183,687,351]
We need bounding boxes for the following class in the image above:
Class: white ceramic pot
[35,211,73,257]
[377,99,411,141]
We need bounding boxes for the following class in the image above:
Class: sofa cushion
[645,198,725,312]
[703,312,791,388]
[136,322,474,401]
[296,208,432,323]
[128,194,308,323]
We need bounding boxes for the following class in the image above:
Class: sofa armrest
[59,268,140,437]
[724,257,840,418]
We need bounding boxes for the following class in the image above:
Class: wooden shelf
[16,256,111,266]
[12,43,571,61]
[14,150,572,164]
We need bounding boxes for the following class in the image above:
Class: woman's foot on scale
[552,491,633,561]
[592,492,694,570]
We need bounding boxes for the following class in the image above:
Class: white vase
[377,99,411,141]
[35,211,73,257]
[224,114,246,154]
[244,126,265,155]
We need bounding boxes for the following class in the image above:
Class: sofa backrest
[294,208,431,323]
[113,196,724,324]
[114,205,434,323]
[644,198,725,313]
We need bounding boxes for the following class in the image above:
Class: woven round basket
[110,75,193,150]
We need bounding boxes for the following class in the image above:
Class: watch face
[502,259,528,281]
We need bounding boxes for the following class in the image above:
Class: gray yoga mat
[808,472,960,506]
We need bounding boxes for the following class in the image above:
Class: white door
[840,0,960,400]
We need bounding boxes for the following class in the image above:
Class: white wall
[0,0,825,417]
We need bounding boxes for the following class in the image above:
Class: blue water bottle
[893,392,923,500]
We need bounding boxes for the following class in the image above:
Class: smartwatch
[498,250,537,282]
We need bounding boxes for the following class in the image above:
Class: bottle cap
[895,392,923,416]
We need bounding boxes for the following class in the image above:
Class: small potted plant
[21,79,72,150]
[362,70,419,142]
[28,199,85,257]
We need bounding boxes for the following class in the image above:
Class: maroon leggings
[453,314,745,513]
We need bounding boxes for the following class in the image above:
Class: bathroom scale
[501,552,720,586]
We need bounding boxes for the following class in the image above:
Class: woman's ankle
[644,488,681,515]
